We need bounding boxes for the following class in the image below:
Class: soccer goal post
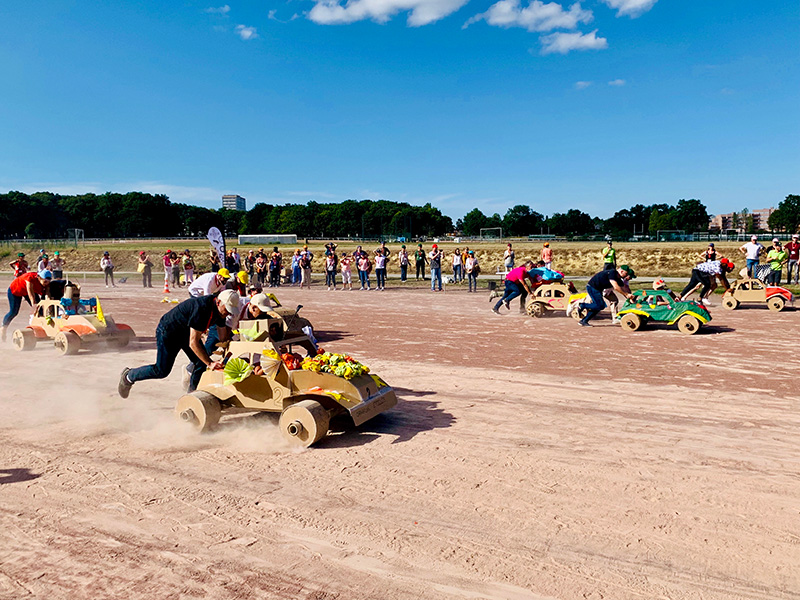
[656,229,686,242]
[480,227,503,240]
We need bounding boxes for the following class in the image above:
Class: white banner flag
[207,227,226,266]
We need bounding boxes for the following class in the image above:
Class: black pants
[128,325,205,392]
[680,269,711,299]
[416,261,425,279]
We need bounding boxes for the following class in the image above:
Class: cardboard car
[722,278,793,312]
[12,296,135,354]
[525,280,578,317]
[617,289,711,334]
[176,320,396,447]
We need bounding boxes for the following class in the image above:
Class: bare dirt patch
[1,277,799,599]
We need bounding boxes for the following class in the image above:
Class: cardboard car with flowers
[174,325,397,447]
[617,289,711,334]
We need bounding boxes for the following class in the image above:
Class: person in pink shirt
[785,234,800,285]
[492,261,534,314]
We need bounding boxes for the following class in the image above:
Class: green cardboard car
[617,289,711,335]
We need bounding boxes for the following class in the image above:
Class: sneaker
[579,320,591,327]
[701,298,712,307]
[491,307,501,314]
[118,368,133,398]
[503,300,510,310]
[612,316,621,325]
[565,301,576,317]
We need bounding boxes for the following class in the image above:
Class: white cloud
[539,29,606,54]
[608,78,625,86]
[204,5,231,14]
[602,0,656,18]
[235,24,258,40]
[466,0,592,32]
[574,80,592,89]
[308,0,469,26]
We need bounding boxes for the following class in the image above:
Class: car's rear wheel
[527,302,546,318]
[767,296,786,312]
[107,330,132,349]
[12,329,36,352]
[677,315,701,335]
[722,296,739,310]
[175,391,222,433]
[54,331,81,355]
[619,313,643,331]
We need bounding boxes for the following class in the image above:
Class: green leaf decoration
[224,357,253,385]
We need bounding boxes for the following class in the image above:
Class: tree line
[1,190,796,240]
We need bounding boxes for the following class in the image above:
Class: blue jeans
[494,280,523,310]
[746,259,759,278]
[375,268,386,288]
[292,265,301,283]
[578,285,606,324]
[3,289,23,328]
[431,268,442,290]
[468,272,478,291]
[400,264,407,281]
[128,325,206,392]
[453,265,462,281]
[358,270,370,288]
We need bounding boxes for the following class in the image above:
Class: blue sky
[1,0,797,220]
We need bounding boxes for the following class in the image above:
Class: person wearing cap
[679,258,734,305]
[138,251,154,288]
[182,250,195,285]
[2,269,52,341]
[229,271,249,295]
[414,243,428,280]
[698,243,717,262]
[465,250,480,292]
[766,240,788,285]
[299,246,313,289]
[786,234,800,285]
[541,243,553,270]
[739,235,764,278]
[37,253,49,273]
[429,244,444,291]
[9,252,28,278]
[569,265,635,327]
[50,251,65,279]
[100,251,116,288]
[397,245,409,282]
[119,289,240,397]
[602,240,616,270]
[188,268,231,298]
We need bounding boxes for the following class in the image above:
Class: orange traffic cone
[163,279,170,294]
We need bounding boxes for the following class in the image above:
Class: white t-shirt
[742,242,763,260]
[188,272,224,297]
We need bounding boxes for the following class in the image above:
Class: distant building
[708,208,774,232]
[222,195,246,211]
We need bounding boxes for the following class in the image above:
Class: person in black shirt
[118,290,240,398]
[569,265,635,327]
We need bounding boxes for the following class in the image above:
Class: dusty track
[1,278,799,599]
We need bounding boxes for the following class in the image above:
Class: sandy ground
[1,276,800,599]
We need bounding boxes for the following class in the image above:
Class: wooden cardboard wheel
[527,301,546,318]
[54,331,81,355]
[12,329,36,352]
[175,391,222,433]
[107,330,132,348]
[722,296,739,310]
[677,315,701,335]
[767,296,785,312]
[619,313,642,331]
[279,399,330,447]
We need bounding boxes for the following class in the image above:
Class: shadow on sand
[0,468,41,485]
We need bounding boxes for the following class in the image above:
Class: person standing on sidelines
[414,243,428,280]
[374,249,387,290]
[452,248,463,283]
[182,250,195,285]
[291,249,302,286]
[138,251,153,288]
[119,290,240,397]
[785,234,800,285]
[698,243,717,262]
[50,251,65,279]
[766,239,788,285]
[601,241,616,270]
[299,246,313,289]
[429,244,443,292]
[739,235,764,278]
[540,243,553,270]
[570,265,635,327]
[101,251,116,288]
[340,252,353,291]
[503,243,515,271]
[9,253,28,277]
[2,269,52,342]
[465,251,480,292]
[491,261,534,314]
[397,245,409,282]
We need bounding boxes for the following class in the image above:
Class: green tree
[502,205,544,237]
[674,199,709,232]
[769,195,800,233]
[461,208,488,236]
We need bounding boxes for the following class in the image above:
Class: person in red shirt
[2,269,52,342]
[8,252,28,277]
[785,234,800,285]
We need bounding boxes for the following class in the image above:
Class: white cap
[751,235,758,241]
[217,290,240,315]
[773,237,780,243]
[249,293,271,313]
